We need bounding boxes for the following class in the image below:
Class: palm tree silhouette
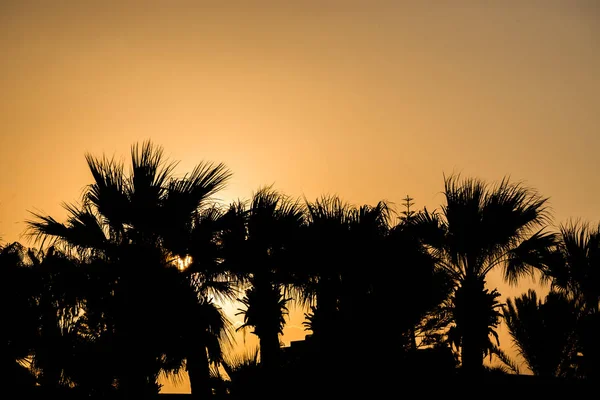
[384,207,453,353]
[300,195,354,350]
[413,174,552,374]
[541,220,599,313]
[27,140,233,396]
[503,289,578,377]
[539,220,600,378]
[226,187,304,372]
[170,291,233,399]
[338,201,393,361]
[300,196,442,373]
[172,205,236,399]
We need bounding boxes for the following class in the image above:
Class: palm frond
[192,274,238,304]
[490,344,521,374]
[305,194,354,227]
[556,219,600,311]
[221,347,260,381]
[128,140,177,221]
[410,208,447,252]
[441,174,551,280]
[180,161,232,201]
[162,162,232,235]
[26,204,108,253]
[503,229,558,285]
[198,300,235,361]
[84,153,129,232]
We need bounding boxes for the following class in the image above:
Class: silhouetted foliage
[503,289,578,377]
[532,220,600,379]
[412,174,553,373]
[227,186,303,373]
[26,141,234,397]
[5,142,596,397]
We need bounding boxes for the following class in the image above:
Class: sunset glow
[1,1,598,395]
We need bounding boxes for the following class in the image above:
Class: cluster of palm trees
[3,141,598,398]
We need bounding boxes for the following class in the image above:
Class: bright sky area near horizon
[1,0,598,393]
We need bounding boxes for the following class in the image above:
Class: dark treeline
[3,141,598,398]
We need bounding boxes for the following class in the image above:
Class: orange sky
[1,0,598,392]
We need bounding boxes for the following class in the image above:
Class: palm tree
[380,198,454,353]
[300,195,354,348]
[413,174,553,374]
[174,205,237,399]
[226,186,305,371]
[542,220,599,313]
[539,220,600,378]
[503,289,578,377]
[26,140,233,396]
[161,285,233,400]
[339,201,394,359]
[301,196,444,370]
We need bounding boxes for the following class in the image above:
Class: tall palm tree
[503,289,578,377]
[226,186,305,371]
[413,174,553,374]
[27,141,233,396]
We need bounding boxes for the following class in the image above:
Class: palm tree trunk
[259,328,281,370]
[316,275,338,343]
[459,276,485,375]
[187,348,212,400]
[461,330,484,374]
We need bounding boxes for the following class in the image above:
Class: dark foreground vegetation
[4,141,598,398]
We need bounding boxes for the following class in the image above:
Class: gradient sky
[1,0,598,393]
